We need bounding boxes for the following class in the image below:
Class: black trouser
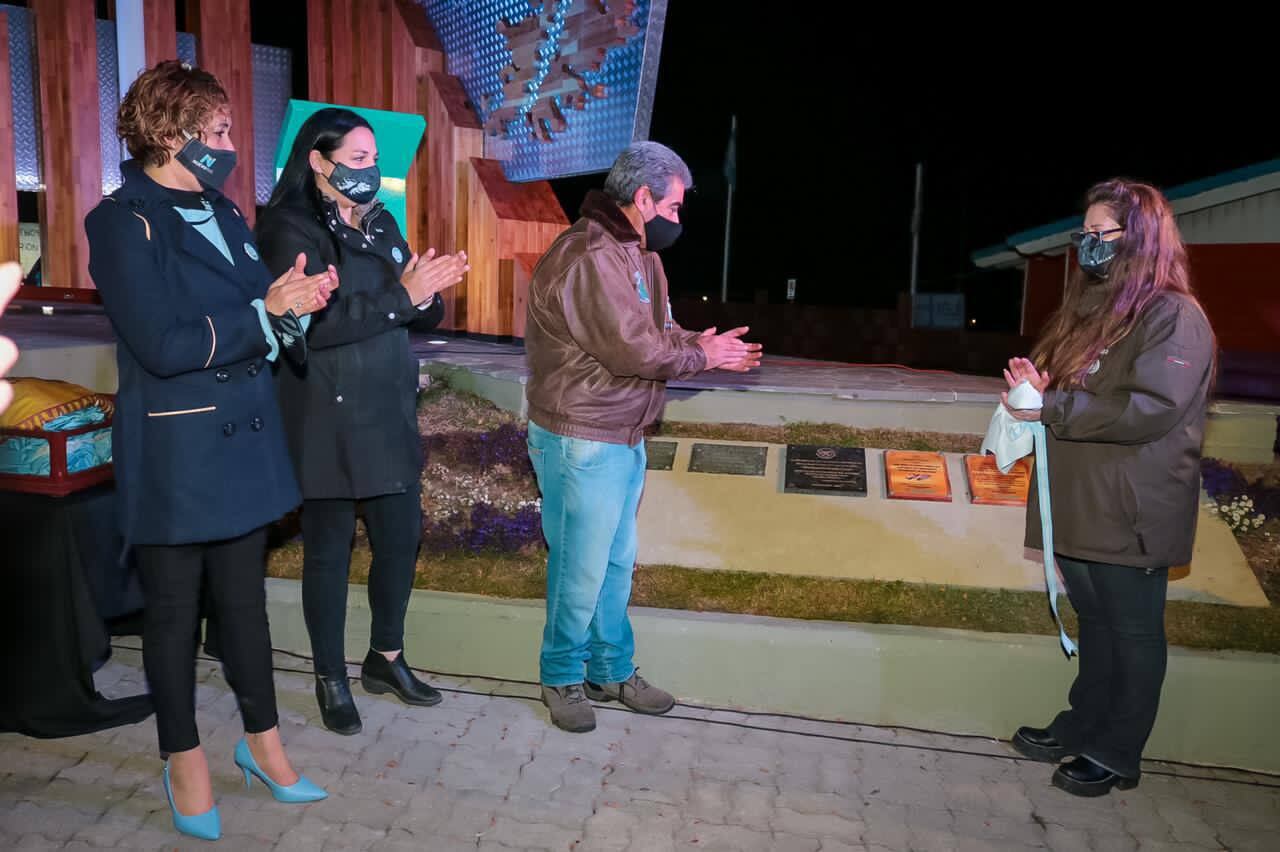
[135,527,278,755]
[1049,555,1169,779]
[300,488,422,679]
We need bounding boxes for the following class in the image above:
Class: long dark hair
[265,107,372,217]
[1032,179,1212,388]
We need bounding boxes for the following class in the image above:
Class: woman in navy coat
[84,61,333,840]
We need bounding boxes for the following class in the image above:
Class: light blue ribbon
[1031,419,1077,658]
[981,381,1077,658]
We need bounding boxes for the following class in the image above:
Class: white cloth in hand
[980,381,1042,474]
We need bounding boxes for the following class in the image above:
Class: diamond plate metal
[4,10,198,194]
[418,0,666,183]
[177,32,196,66]
[251,43,292,204]
[5,5,40,191]
[89,26,282,203]
[97,20,123,193]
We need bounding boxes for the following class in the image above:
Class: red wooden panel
[34,0,101,288]
[187,0,256,222]
[143,0,177,65]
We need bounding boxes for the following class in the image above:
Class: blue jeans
[527,421,646,687]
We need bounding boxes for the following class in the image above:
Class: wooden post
[424,73,483,329]
[306,0,330,102]
[142,0,176,65]
[33,0,101,288]
[326,0,354,106]
[185,0,255,222]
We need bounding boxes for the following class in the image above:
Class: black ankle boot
[360,650,442,707]
[1052,756,1140,797]
[315,675,362,736]
[1011,726,1070,763]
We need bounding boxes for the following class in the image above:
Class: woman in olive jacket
[1004,179,1215,797]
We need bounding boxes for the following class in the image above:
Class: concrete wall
[265,580,1280,774]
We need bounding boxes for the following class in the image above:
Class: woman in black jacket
[256,108,467,735]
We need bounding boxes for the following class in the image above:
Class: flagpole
[909,161,923,327]
[720,115,737,304]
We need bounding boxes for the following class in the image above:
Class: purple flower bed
[420,423,544,553]
[423,423,533,474]
[1202,458,1280,520]
[421,503,544,554]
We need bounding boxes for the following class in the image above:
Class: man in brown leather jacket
[525,142,761,732]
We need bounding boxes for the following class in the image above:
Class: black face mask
[1077,232,1119,278]
[643,211,682,252]
[326,160,381,205]
[176,135,236,191]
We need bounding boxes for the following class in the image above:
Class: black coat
[254,198,443,500]
[84,161,301,550]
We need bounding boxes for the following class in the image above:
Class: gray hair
[603,141,693,205]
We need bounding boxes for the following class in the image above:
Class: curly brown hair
[117,60,229,168]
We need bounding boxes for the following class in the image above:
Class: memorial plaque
[645,440,678,471]
[784,445,867,496]
[964,455,1033,506]
[884,450,952,502]
[687,443,768,476]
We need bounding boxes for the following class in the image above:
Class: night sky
[549,9,1278,332]
[248,4,1276,334]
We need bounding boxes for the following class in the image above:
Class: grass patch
[654,420,984,454]
[266,542,1280,655]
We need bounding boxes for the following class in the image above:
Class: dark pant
[135,527,278,755]
[1048,555,1169,778]
[300,488,422,679]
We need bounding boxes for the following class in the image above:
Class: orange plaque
[964,455,1033,506]
[883,451,952,502]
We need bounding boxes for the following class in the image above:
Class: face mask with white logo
[176,132,237,192]
[326,160,381,205]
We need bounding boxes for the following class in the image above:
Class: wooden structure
[503,253,542,339]
[0,0,569,334]
[463,158,566,336]
[305,0,569,334]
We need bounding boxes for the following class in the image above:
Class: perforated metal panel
[251,44,292,204]
[418,0,666,183]
[97,20,123,193]
[4,5,40,191]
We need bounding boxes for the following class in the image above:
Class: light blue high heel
[162,762,221,841]
[233,738,327,803]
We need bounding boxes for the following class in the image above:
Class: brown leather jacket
[1025,292,1216,569]
[525,191,706,446]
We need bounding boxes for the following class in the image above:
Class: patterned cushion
[0,378,115,431]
